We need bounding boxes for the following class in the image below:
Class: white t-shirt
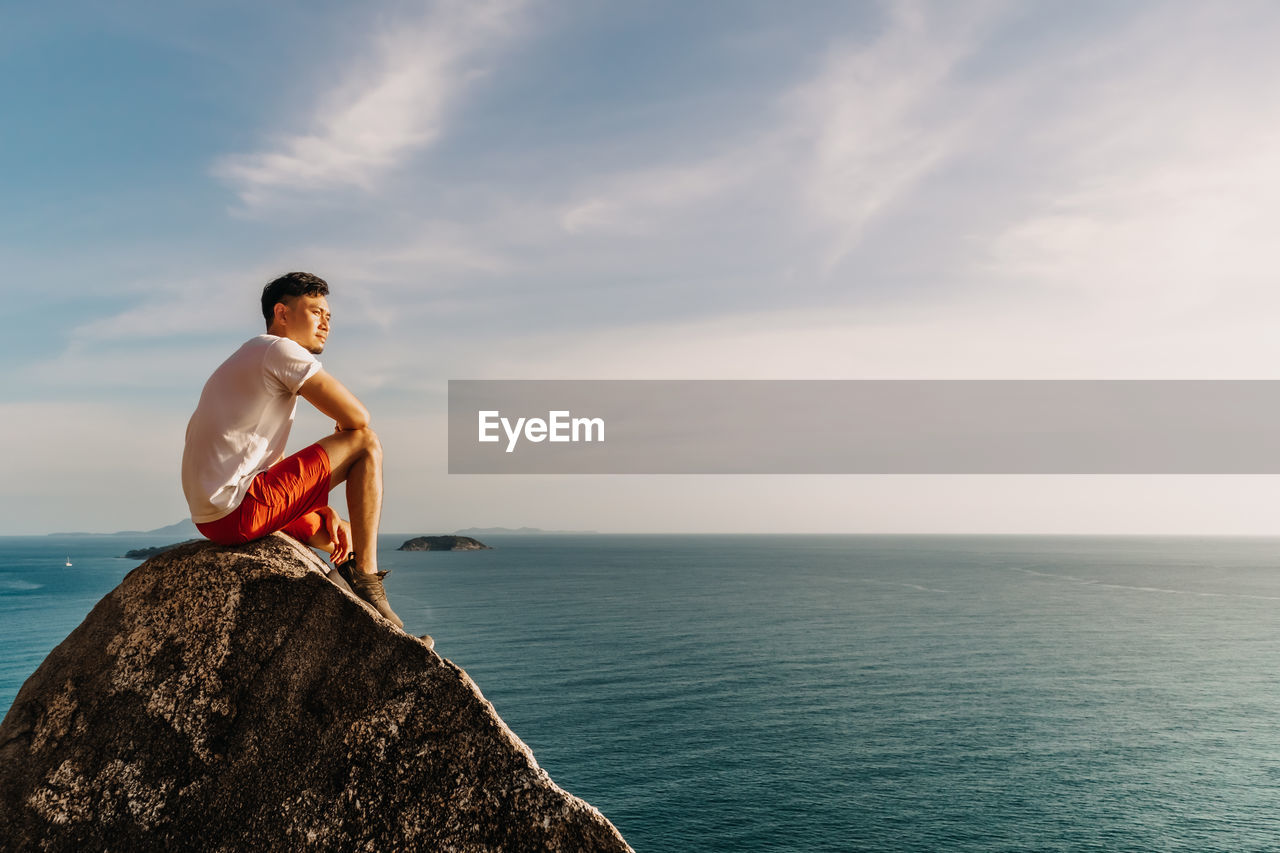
[181,334,322,523]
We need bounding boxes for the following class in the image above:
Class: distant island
[51,519,200,538]
[399,536,491,552]
[453,526,598,536]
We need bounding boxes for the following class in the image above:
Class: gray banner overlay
[448,380,1280,474]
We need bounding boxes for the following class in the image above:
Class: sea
[5,533,1280,851]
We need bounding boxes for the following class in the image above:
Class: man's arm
[299,370,371,430]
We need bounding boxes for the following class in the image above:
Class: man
[181,272,404,629]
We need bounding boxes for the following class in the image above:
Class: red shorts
[197,443,332,545]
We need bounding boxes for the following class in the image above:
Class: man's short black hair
[262,272,330,329]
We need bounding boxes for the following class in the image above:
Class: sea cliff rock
[0,534,631,852]
[399,535,491,551]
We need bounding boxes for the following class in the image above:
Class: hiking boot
[336,557,404,629]
[352,571,405,630]
[333,554,360,590]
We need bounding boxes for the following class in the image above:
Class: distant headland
[454,526,598,536]
[49,519,200,538]
[125,540,203,559]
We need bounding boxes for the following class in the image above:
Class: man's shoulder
[261,335,321,392]
[226,334,277,358]
[265,334,317,360]
[214,335,318,392]
[228,334,315,362]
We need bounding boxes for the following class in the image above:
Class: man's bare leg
[309,427,405,630]
[315,427,382,575]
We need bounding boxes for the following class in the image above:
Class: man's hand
[318,507,352,565]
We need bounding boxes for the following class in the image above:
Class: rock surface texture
[0,534,632,852]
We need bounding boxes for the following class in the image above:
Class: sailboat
[64,557,72,566]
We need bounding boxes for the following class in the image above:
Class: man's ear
[272,301,289,328]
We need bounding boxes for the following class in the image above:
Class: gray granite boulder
[0,533,632,852]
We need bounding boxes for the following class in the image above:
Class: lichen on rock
[0,533,632,852]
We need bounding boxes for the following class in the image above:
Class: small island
[398,535,491,552]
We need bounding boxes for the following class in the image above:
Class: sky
[6,0,1280,535]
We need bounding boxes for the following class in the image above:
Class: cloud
[544,1,1006,281]
[786,0,1002,269]
[65,0,1280,391]
[559,153,760,236]
[977,4,1280,317]
[58,257,334,349]
[214,0,527,209]
[440,294,1280,383]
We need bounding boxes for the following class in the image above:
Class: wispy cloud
[786,0,1002,269]
[545,1,1004,279]
[214,0,527,209]
[559,153,760,236]
[976,2,1280,316]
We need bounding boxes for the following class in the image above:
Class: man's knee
[350,426,381,459]
[318,426,382,480]
[338,426,381,468]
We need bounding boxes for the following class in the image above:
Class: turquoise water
[5,534,1280,850]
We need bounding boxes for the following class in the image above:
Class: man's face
[279,293,331,354]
